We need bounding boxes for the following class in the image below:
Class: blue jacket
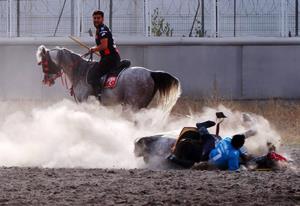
[209,137,246,171]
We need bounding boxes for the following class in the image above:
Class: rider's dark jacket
[95,24,119,57]
[88,23,120,89]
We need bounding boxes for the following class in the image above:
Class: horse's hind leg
[123,90,154,110]
[120,68,156,110]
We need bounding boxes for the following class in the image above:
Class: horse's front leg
[73,81,93,102]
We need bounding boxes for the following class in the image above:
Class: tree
[151,8,173,37]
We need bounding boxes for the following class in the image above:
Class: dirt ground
[0,147,298,206]
[0,99,299,205]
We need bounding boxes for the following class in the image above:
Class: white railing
[0,0,299,38]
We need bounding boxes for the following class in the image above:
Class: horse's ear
[41,47,46,56]
[36,45,47,64]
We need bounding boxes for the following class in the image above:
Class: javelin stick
[68,35,100,57]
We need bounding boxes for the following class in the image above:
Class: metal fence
[0,0,299,38]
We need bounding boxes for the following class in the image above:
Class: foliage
[151,8,173,37]
[194,20,206,37]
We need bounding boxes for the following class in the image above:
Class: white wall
[0,37,300,100]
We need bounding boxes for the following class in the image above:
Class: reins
[40,54,63,86]
[41,36,98,103]
[60,72,77,103]
[81,51,94,62]
[61,51,93,103]
[40,49,80,103]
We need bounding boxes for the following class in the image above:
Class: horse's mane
[36,45,47,63]
[36,45,90,63]
[58,47,81,58]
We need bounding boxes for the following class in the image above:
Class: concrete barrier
[0,37,300,100]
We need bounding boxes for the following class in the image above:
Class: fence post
[216,0,218,37]
[280,0,283,37]
[149,0,151,36]
[71,0,75,36]
[144,0,148,36]
[6,0,9,37]
[280,0,287,37]
[16,0,20,37]
[7,0,13,37]
[189,0,201,37]
[296,0,299,36]
[233,0,236,37]
[144,0,151,36]
[109,0,112,31]
[76,0,81,36]
[201,0,204,36]
[212,0,218,37]
[212,0,216,37]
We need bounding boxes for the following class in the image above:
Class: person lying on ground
[208,134,247,171]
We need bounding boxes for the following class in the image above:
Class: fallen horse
[134,112,290,171]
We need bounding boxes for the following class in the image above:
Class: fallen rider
[193,136,289,171]
[245,142,289,170]
[169,125,252,170]
[134,112,289,171]
[169,121,288,171]
[208,134,247,171]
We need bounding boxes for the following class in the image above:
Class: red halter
[39,56,63,87]
[38,54,78,102]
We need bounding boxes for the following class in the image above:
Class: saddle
[169,122,218,168]
[99,59,131,89]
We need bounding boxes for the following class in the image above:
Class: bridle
[38,48,94,103]
[38,49,75,101]
[38,50,63,87]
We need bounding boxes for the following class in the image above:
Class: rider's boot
[93,85,102,101]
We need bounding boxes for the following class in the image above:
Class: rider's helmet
[231,134,246,149]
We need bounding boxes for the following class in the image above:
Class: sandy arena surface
[0,100,299,205]
[0,147,298,206]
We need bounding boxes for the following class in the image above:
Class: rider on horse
[88,10,121,97]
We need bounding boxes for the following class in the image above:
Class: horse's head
[36,45,63,86]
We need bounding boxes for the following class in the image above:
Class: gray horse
[36,45,181,111]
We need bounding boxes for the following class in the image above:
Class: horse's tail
[151,71,181,112]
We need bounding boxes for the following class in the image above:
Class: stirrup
[93,85,102,96]
[97,93,102,101]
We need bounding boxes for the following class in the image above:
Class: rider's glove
[90,46,98,53]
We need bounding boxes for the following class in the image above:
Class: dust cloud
[0,99,281,168]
